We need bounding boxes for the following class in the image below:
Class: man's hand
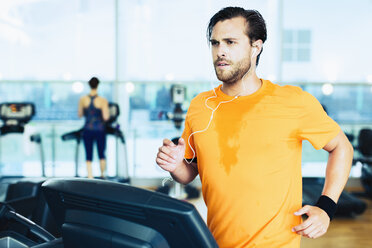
[156,138,186,173]
[292,205,330,239]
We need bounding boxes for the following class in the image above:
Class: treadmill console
[0,102,35,134]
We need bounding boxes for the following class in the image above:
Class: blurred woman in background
[78,77,109,179]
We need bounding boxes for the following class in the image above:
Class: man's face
[210,17,253,84]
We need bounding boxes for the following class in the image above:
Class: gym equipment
[156,85,201,200]
[60,129,82,177]
[0,103,45,177]
[0,178,60,237]
[29,134,45,177]
[0,202,57,247]
[41,178,217,248]
[361,165,372,197]
[61,103,129,182]
[0,103,35,135]
[0,178,217,247]
[169,85,186,130]
[355,128,372,198]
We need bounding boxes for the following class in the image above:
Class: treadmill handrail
[61,126,125,143]
[61,129,83,142]
[0,203,55,243]
[6,210,55,242]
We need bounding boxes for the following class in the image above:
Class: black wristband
[315,195,337,220]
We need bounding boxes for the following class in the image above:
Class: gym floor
[187,189,372,247]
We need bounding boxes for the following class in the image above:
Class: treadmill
[0,102,46,177]
[353,128,372,198]
[0,178,218,248]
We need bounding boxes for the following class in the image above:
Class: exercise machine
[0,202,57,247]
[0,103,46,177]
[0,178,217,248]
[354,128,372,198]
[0,178,60,238]
[156,85,200,200]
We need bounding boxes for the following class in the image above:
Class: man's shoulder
[267,81,322,109]
[270,82,303,95]
[267,81,306,101]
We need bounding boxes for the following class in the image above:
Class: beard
[214,58,251,85]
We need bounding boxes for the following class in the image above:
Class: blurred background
[0,0,372,246]
[1,0,371,178]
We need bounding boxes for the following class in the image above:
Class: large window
[0,0,115,80]
[0,81,113,120]
[1,0,372,179]
[283,29,311,62]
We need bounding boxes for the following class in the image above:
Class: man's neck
[221,74,262,97]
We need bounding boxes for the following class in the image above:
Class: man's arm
[170,160,198,185]
[321,130,354,202]
[293,130,353,239]
[156,138,198,185]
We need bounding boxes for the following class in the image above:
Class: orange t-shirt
[181,79,340,248]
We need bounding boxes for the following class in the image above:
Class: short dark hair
[88,77,99,89]
[207,7,267,66]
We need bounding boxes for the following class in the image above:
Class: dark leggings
[83,129,106,161]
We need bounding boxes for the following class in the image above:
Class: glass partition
[1,81,371,178]
[0,81,113,120]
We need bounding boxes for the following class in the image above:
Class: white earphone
[184,45,260,165]
[251,47,257,59]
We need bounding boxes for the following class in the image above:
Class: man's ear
[252,40,263,55]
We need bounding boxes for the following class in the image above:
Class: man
[156,7,353,248]
[78,77,110,179]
